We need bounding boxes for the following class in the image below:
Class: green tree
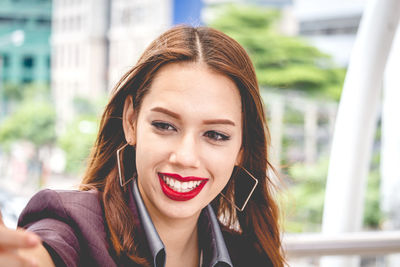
[57,115,98,174]
[2,83,24,102]
[283,157,382,233]
[284,158,328,232]
[0,83,55,149]
[0,83,56,187]
[0,100,55,149]
[208,4,345,100]
[57,96,104,174]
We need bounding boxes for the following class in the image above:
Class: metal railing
[283,231,400,258]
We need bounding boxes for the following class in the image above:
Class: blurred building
[52,0,203,130]
[107,0,172,89]
[51,0,109,126]
[204,0,365,67]
[203,0,292,6]
[203,0,296,35]
[294,0,366,66]
[0,0,51,85]
[108,0,205,87]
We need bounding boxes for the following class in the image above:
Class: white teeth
[162,175,203,193]
[175,181,181,189]
[182,182,187,190]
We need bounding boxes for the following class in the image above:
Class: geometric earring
[117,143,133,187]
[219,165,259,212]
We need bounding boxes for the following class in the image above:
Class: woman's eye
[151,121,176,131]
[204,131,230,141]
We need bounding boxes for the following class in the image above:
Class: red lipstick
[158,172,208,201]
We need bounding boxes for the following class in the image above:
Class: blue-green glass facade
[0,0,51,85]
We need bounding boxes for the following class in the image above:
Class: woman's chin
[157,197,204,220]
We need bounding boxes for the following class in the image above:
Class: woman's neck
[151,211,201,267]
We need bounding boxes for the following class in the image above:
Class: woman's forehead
[141,62,242,122]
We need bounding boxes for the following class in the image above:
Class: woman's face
[128,62,242,221]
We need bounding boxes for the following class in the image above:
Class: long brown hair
[81,25,284,266]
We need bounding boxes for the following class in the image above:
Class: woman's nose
[168,133,200,168]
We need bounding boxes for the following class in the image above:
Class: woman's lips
[158,172,208,201]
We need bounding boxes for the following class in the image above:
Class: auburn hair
[80,25,284,266]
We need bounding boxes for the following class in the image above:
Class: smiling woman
[132,62,243,222]
[0,26,285,267]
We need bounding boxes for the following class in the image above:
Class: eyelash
[204,131,230,141]
[151,121,176,131]
[151,121,230,142]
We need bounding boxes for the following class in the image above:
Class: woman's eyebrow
[150,106,235,126]
[203,119,235,126]
[150,107,180,119]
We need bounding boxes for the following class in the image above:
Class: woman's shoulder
[18,188,104,230]
[221,227,274,267]
[17,188,114,267]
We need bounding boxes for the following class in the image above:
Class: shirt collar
[130,179,233,267]
[131,179,165,267]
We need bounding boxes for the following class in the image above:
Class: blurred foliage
[2,83,23,102]
[283,105,304,125]
[283,156,383,232]
[2,82,50,103]
[0,82,104,175]
[364,169,382,228]
[73,96,101,116]
[57,96,104,174]
[283,158,328,232]
[208,4,346,100]
[57,115,98,174]
[0,83,56,150]
[0,101,55,149]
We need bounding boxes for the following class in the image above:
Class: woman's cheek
[204,147,237,181]
[208,142,239,164]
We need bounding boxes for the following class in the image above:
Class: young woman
[0,26,285,267]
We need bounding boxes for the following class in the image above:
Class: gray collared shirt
[131,179,233,267]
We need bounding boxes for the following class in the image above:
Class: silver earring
[220,166,259,212]
[117,143,133,187]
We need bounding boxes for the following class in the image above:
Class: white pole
[381,24,400,267]
[0,56,4,121]
[381,18,400,229]
[269,95,284,168]
[321,0,400,266]
[304,101,317,164]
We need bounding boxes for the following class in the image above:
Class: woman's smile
[158,172,209,201]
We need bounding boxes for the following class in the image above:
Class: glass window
[36,17,51,27]
[1,54,10,68]
[121,9,131,25]
[47,55,51,68]
[0,16,15,24]
[76,16,81,29]
[22,56,34,68]
[22,77,33,84]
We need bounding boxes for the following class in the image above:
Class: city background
[1,0,399,266]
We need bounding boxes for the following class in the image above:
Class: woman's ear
[235,147,244,166]
[122,95,136,145]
